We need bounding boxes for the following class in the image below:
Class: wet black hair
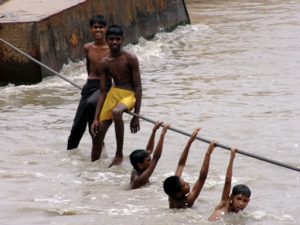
[106,24,123,38]
[130,149,150,171]
[89,15,107,27]
[163,176,182,198]
[232,184,251,198]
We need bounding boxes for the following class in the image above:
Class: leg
[87,89,100,135]
[67,96,88,150]
[91,120,112,162]
[109,103,128,167]
[87,90,106,147]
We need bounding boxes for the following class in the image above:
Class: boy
[130,122,169,189]
[67,15,111,150]
[208,148,251,221]
[91,25,142,167]
[163,128,217,208]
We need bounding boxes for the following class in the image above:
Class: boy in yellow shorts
[91,25,142,167]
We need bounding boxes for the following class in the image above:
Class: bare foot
[91,148,101,162]
[108,155,123,167]
[91,154,100,162]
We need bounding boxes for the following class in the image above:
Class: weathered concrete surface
[0,0,190,85]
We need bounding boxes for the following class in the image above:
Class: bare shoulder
[215,200,227,210]
[84,42,93,50]
[130,169,137,184]
[123,50,138,62]
[208,208,225,221]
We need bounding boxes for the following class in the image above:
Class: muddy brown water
[0,0,299,224]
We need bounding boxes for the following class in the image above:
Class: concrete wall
[0,0,190,85]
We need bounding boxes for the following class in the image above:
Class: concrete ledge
[0,0,190,85]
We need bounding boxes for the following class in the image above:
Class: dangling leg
[91,120,112,162]
[109,103,128,167]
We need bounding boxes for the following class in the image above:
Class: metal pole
[1,37,299,172]
[0,37,82,90]
[127,111,300,172]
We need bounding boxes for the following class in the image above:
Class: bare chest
[106,58,132,83]
[88,48,108,64]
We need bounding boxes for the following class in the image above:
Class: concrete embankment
[0,0,190,85]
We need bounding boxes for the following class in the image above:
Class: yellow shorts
[100,86,136,121]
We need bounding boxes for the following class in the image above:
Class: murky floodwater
[1,0,300,224]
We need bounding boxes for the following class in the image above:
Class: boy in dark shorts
[67,15,111,150]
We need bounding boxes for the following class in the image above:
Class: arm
[131,124,169,189]
[208,209,224,222]
[175,128,201,177]
[129,54,142,134]
[186,140,216,207]
[220,147,236,202]
[208,147,237,221]
[146,121,163,154]
[84,43,90,75]
[91,62,108,137]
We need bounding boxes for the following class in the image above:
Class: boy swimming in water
[208,148,251,221]
[163,128,217,208]
[130,122,169,189]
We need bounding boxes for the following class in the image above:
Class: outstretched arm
[175,128,201,177]
[187,140,216,207]
[208,147,237,221]
[146,121,163,154]
[220,147,236,202]
[131,124,169,189]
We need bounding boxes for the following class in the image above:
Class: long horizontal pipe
[0,37,82,90]
[1,37,299,172]
[127,111,300,172]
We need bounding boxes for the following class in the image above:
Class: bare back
[84,42,109,79]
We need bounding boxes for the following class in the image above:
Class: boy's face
[138,156,151,171]
[179,178,190,195]
[90,23,106,40]
[231,194,250,212]
[106,35,123,51]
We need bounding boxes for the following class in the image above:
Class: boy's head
[163,176,190,199]
[106,24,123,38]
[89,15,107,40]
[130,149,151,172]
[106,25,124,50]
[230,184,251,212]
[89,15,107,27]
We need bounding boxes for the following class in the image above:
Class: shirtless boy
[208,148,251,221]
[91,25,142,167]
[163,128,216,208]
[67,15,111,150]
[130,122,169,189]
